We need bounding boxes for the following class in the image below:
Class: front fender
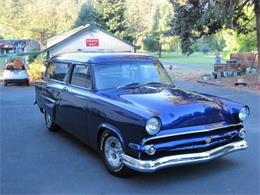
[97,123,126,151]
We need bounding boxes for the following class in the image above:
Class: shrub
[143,33,160,52]
[28,56,46,81]
[200,43,210,53]
[28,50,39,64]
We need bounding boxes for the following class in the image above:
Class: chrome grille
[140,123,243,160]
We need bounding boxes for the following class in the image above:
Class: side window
[46,62,70,82]
[70,65,91,88]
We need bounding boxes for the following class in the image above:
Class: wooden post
[158,44,162,58]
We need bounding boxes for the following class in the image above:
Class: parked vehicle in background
[35,52,249,177]
[3,60,30,86]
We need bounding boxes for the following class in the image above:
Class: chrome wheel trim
[45,112,52,128]
[104,136,123,169]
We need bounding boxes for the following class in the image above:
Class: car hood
[100,86,239,129]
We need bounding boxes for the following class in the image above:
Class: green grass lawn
[0,52,228,68]
[146,52,228,66]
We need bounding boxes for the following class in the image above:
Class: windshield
[94,61,173,90]
[5,64,26,71]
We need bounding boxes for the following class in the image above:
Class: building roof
[52,52,157,64]
[45,24,136,52]
[0,39,40,49]
[46,25,90,49]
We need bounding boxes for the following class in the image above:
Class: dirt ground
[166,65,260,95]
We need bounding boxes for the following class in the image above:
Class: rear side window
[46,62,69,82]
[70,65,91,88]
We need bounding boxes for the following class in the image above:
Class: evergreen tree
[143,0,174,57]
[93,0,133,42]
[75,0,100,27]
[125,0,155,44]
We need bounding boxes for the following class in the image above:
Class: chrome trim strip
[121,139,248,173]
[43,96,55,103]
[142,123,243,145]
[68,84,91,91]
[45,78,66,84]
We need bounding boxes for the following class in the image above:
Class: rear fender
[35,84,57,120]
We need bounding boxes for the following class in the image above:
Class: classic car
[35,52,249,177]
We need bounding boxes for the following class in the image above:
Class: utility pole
[40,31,46,46]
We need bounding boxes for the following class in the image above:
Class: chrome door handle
[62,87,68,92]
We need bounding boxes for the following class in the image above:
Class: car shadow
[118,158,242,193]
[3,82,29,87]
[134,158,237,180]
[54,127,240,182]
[54,127,100,158]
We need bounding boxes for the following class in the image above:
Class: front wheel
[100,132,135,177]
[44,111,58,132]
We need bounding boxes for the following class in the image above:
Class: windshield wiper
[117,82,140,89]
[146,81,164,85]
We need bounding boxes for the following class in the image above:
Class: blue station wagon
[35,53,249,177]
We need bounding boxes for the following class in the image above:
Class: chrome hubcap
[104,136,123,169]
[45,113,52,127]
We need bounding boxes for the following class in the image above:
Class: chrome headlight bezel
[239,106,250,121]
[145,117,161,135]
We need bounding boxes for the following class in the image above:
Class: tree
[191,33,226,52]
[200,43,210,53]
[143,32,161,53]
[170,0,260,67]
[93,0,133,42]
[0,0,79,44]
[143,0,174,57]
[221,29,257,52]
[75,0,101,27]
[125,0,155,44]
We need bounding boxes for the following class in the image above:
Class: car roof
[52,52,158,64]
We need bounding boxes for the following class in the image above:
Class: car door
[57,64,92,143]
[36,60,70,120]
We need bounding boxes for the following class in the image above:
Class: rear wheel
[100,131,135,177]
[44,111,58,132]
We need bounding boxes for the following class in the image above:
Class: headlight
[145,117,161,135]
[239,106,250,121]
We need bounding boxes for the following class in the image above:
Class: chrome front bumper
[121,140,248,173]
